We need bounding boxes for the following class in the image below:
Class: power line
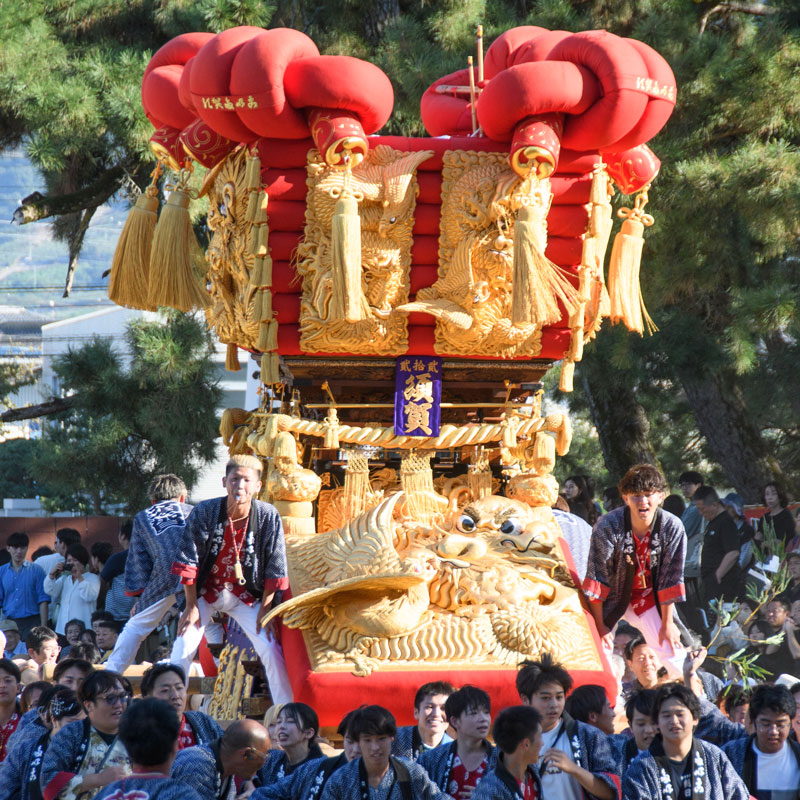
[0,285,107,292]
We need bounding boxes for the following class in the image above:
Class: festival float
[109,23,676,724]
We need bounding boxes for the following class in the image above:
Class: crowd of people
[0,455,798,799]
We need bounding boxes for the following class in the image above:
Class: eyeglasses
[755,719,791,732]
[97,693,131,707]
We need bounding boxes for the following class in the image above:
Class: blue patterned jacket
[171,742,235,800]
[721,734,800,795]
[96,774,204,800]
[320,756,452,800]
[417,739,498,793]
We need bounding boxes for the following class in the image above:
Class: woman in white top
[43,543,101,634]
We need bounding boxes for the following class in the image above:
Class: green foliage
[32,311,221,514]
[0,438,40,499]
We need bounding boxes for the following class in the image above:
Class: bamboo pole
[476,25,484,84]
[468,56,478,133]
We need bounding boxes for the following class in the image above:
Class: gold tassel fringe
[468,450,492,501]
[108,187,159,310]
[322,407,340,449]
[225,343,240,372]
[400,451,439,525]
[511,204,578,326]
[257,319,278,352]
[559,359,575,392]
[329,194,368,322]
[148,180,210,312]
[273,431,297,462]
[556,413,572,455]
[533,431,556,474]
[245,153,262,223]
[344,451,370,520]
[260,352,280,385]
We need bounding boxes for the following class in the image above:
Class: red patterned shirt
[520,774,538,800]
[0,710,20,761]
[178,715,197,750]
[448,754,487,798]
[200,518,258,606]
[630,530,656,614]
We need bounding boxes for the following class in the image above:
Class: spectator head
[678,471,703,500]
[225,454,263,478]
[0,658,21,708]
[6,532,29,565]
[119,697,181,768]
[721,493,745,521]
[625,689,659,751]
[31,545,54,561]
[618,465,668,528]
[65,544,90,573]
[653,683,701,747]
[219,720,271,780]
[79,670,132,735]
[53,658,94,692]
[141,663,187,716]
[350,705,396,774]
[91,610,114,635]
[692,486,723,521]
[750,684,795,754]
[274,702,319,753]
[148,474,188,504]
[413,680,454,743]
[785,552,800,584]
[766,598,791,629]
[90,541,114,573]
[94,620,122,651]
[790,682,800,742]
[338,709,361,762]
[20,679,49,714]
[492,706,543,764]
[118,520,132,549]
[55,528,81,557]
[0,620,20,653]
[662,494,686,518]
[602,486,623,511]
[762,482,788,510]
[517,653,573,708]
[444,685,491,739]
[68,642,100,663]
[64,619,86,647]
[564,684,614,735]
[48,687,85,734]
[624,636,665,689]
[263,703,285,746]
[613,622,641,657]
[723,686,750,727]
[26,626,60,666]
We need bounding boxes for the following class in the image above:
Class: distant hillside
[0,149,126,319]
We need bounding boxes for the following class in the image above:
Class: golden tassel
[511,203,578,326]
[533,431,556,474]
[254,290,272,322]
[258,414,280,457]
[148,166,210,311]
[567,302,586,361]
[555,413,571,456]
[322,407,340,449]
[468,449,492,501]
[273,431,297,462]
[250,255,273,288]
[260,352,280,385]
[329,166,368,323]
[343,451,370,520]
[608,185,658,335]
[108,163,164,310]
[501,412,518,449]
[559,359,575,392]
[245,153,262,223]
[225,343,240,372]
[257,318,278,352]
[400,451,439,525]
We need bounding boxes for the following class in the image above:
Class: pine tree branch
[63,206,97,297]
[10,164,129,224]
[700,3,776,35]
[1,397,74,422]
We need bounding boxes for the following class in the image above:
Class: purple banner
[394,356,442,437]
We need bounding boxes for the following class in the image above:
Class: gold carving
[265,490,599,675]
[296,145,433,355]
[204,149,259,350]
[397,151,545,358]
[266,431,321,536]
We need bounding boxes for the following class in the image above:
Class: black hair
[768,597,791,613]
[350,705,397,739]
[35,683,64,718]
[678,471,703,486]
[32,546,55,560]
[565,476,598,525]
[6,531,28,548]
[56,528,81,548]
[66,543,90,567]
[64,619,87,636]
[25,626,58,652]
[414,681,456,709]
[749,684,796,722]
[692,486,720,505]
[48,687,82,721]
[492,706,542,754]
[652,683,701,721]
[119,520,133,541]
[624,689,657,724]
[761,482,789,509]
[0,658,21,683]
[141,663,186,697]
[623,634,648,663]
[20,679,49,712]
[615,621,642,639]
[79,670,131,704]
[564,684,607,724]
[68,643,100,664]
[94,619,123,635]
[278,702,319,738]
[516,653,573,700]
[90,541,114,565]
[53,659,94,682]
[444,685,491,722]
[337,708,360,738]
[91,610,114,624]
[119,698,181,766]
[722,686,750,716]
[663,495,686,517]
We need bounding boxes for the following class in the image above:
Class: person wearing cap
[0,621,27,660]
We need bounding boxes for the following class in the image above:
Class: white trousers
[105,594,176,674]
[622,604,686,678]
[170,589,294,704]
